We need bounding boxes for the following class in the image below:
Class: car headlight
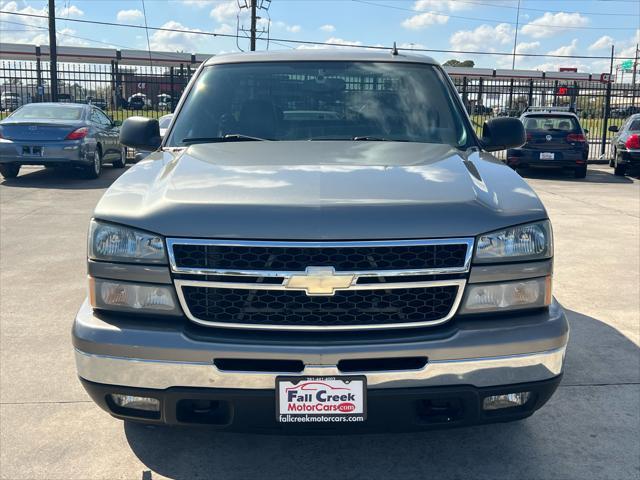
[89,278,179,315]
[474,220,552,263]
[89,220,165,263]
[460,277,552,314]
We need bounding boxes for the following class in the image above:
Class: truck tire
[0,163,20,179]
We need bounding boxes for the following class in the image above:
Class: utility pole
[511,0,521,70]
[250,0,257,52]
[632,44,639,106]
[48,0,58,102]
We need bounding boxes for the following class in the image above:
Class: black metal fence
[1,59,639,159]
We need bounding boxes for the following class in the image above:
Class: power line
[452,0,640,17]
[351,0,639,30]
[1,9,638,60]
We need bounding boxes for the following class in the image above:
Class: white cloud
[210,1,238,23]
[402,11,449,30]
[0,1,84,45]
[319,24,335,33]
[214,23,234,35]
[273,21,301,33]
[149,20,203,52]
[398,42,426,50]
[449,23,513,52]
[588,35,614,51]
[547,39,579,57]
[116,9,143,23]
[413,0,477,11]
[181,0,216,6]
[58,5,83,17]
[521,12,589,39]
[297,37,363,50]
[515,41,540,54]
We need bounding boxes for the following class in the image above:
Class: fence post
[461,76,468,112]
[478,78,484,110]
[170,67,175,112]
[601,80,613,158]
[528,79,534,108]
[600,45,615,158]
[508,78,514,109]
[35,47,43,103]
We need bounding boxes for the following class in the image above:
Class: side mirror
[119,116,161,151]
[112,120,122,127]
[608,125,619,133]
[584,128,589,134]
[481,117,525,152]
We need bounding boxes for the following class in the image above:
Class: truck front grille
[181,285,459,328]
[172,243,468,272]
[167,238,473,331]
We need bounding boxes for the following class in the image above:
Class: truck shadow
[123,308,639,480]
[0,164,129,190]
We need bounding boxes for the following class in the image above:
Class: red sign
[600,73,612,83]
[559,67,578,72]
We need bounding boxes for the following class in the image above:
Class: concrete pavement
[1,164,638,480]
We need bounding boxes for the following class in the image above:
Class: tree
[443,59,475,68]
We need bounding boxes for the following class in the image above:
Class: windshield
[523,115,580,132]
[9,104,84,121]
[628,119,640,132]
[167,61,470,146]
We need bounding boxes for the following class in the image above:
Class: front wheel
[574,166,587,179]
[0,163,20,179]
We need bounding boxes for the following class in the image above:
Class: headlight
[89,220,165,263]
[460,277,551,314]
[474,221,552,263]
[89,278,179,315]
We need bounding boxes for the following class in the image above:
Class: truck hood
[94,141,547,239]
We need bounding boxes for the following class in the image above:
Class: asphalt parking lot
[1,164,639,480]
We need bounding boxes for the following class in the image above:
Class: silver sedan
[0,103,125,179]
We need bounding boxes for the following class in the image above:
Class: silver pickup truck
[73,50,568,432]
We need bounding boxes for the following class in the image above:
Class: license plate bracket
[276,375,367,424]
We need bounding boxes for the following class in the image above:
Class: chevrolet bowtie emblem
[284,267,355,296]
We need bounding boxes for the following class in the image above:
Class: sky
[0,0,639,74]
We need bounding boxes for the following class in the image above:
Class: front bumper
[73,299,569,428]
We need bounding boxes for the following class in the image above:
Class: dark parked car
[506,108,589,178]
[0,102,125,179]
[85,96,108,110]
[609,113,640,176]
[611,106,640,119]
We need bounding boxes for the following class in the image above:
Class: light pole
[511,0,521,70]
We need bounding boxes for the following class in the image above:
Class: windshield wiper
[352,136,390,141]
[182,134,269,144]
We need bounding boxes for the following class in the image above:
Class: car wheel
[614,152,627,176]
[0,163,20,179]
[112,147,126,168]
[574,166,587,179]
[84,148,102,179]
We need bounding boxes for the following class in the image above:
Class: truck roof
[204,49,439,66]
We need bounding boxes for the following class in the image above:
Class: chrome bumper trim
[75,346,566,390]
